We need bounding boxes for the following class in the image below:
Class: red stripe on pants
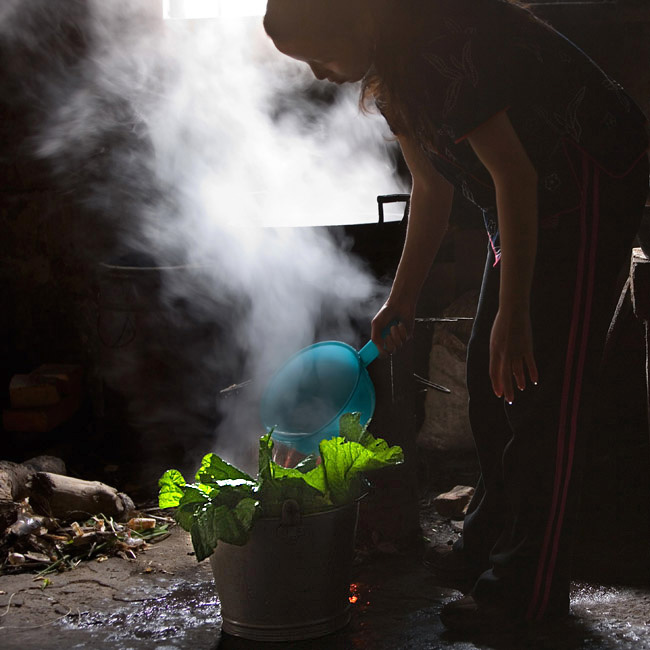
[527,151,600,621]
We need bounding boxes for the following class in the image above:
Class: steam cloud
[1,0,405,470]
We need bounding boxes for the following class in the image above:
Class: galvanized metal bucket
[209,499,360,641]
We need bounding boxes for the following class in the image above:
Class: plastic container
[210,498,361,641]
[260,339,381,456]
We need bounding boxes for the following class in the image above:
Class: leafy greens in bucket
[158,413,404,561]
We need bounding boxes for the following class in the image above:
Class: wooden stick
[29,473,135,522]
[0,456,67,502]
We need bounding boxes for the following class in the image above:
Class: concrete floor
[2,505,649,650]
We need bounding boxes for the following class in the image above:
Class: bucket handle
[358,319,400,367]
[281,499,302,527]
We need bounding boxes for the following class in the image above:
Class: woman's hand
[369,133,453,359]
[371,301,414,356]
[489,307,539,403]
[467,112,540,405]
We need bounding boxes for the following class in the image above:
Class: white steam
[3,0,406,467]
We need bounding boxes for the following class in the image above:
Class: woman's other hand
[371,301,414,356]
[467,111,539,406]
[489,307,539,404]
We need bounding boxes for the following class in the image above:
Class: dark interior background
[0,2,648,583]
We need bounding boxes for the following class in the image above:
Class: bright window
[163,0,267,19]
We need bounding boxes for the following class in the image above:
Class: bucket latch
[279,499,303,543]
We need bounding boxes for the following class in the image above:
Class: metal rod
[415,317,474,323]
[413,373,451,394]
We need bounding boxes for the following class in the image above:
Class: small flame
[349,583,360,604]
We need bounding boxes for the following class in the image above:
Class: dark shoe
[423,544,473,592]
[440,594,569,633]
[440,594,521,632]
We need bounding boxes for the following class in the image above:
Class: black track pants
[455,148,649,621]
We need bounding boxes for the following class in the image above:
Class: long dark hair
[265,0,530,150]
[363,0,533,150]
[360,0,438,147]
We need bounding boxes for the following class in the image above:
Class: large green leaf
[190,504,226,562]
[182,481,259,560]
[195,453,253,484]
[158,469,186,509]
[257,476,332,517]
[190,496,260,561]
[233,497,258,532]
[256,434,331,517]
[320,438,375,504]
[338,412,372,445]
[174,484,211,531]
[206,478,258,502]
[273,463,328,494]
[361,436,404,464]
[320,435,404,505]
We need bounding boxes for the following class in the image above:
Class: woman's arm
[371,133,455,354]
[466,110,540,403]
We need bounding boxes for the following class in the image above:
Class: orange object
[3,393,82,433]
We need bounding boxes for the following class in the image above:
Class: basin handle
[358,320,400,367]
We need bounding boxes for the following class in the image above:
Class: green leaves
[175,484,212,531]
[320,413,404,505]
[195,453,253,484]
[320,438,375,505]
[159,456,259,561]
[256,434,330,517]
[157,414,404,562]
[320,435,404,505]
[158,469,187,509]
[339,412,373,446]
[190,497,259,562]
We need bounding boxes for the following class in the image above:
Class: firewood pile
[0,456,173,576]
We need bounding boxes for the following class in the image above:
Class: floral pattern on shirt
[412,0,648,255]
[423,38,478,119]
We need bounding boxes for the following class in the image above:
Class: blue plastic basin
[260,339,380,455]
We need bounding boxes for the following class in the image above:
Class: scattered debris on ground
[1,499,174,577]
[0,453,173,578]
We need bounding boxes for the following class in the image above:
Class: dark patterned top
[399,0,649,261]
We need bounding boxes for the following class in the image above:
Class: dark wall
[532,1,650,120]
[2,1,649,479]
[0,1,168,471]
[1,1,94,384]
[0,0,164,376]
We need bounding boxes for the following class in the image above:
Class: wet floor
[59,581,222,649]
[217,554,650,650]
[2,516,649,649]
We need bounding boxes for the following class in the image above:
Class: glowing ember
[349,583,360,604]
